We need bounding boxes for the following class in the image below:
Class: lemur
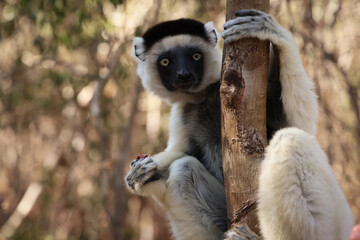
[125,9,354,240]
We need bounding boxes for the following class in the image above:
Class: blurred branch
[113,1,163,239]
[90,36,131,225]
[90,1,163,239]
[0,183,42,240]
[112,76,142,239]
[0,144,65,239]
[91,38,130,122]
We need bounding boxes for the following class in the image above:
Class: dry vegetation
[0,0,359,239]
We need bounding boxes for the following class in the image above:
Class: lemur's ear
[204,22,219,47]
[132,37,146,61]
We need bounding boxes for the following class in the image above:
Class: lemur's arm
[125,103,188,198]
[153,103,188,168]
[222,9,318,135]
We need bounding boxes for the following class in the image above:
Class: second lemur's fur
[126,9,354,240]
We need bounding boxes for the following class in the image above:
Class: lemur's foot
[222,9,289,46]
[223,225,261,240]
[125,155,158,194]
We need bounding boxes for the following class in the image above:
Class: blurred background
[0,0,359,239]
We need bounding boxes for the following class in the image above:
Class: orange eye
[160,58,170,66]
[192,53,201,61]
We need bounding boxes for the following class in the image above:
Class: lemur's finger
[223,16,253,30]
[138,168,157,183]
[222,24,262,40]
[235,9,263,17]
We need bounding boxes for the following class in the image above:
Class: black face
[156,46,204,92]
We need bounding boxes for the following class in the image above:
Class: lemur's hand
[222,9,291,46]
[125,155,158,194]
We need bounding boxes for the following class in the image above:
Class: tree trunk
[220,0,270,235]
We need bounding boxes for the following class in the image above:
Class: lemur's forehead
[148,35,209,58]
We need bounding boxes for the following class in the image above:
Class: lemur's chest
[182,82,224,182]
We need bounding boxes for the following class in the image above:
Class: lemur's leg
[222,9,318,135]
[164,156,228,240]
[257,128,354,240]
[126,155,228,240]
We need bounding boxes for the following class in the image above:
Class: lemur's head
[133,19,221,104]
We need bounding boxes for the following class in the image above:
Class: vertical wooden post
[220,0,270,235]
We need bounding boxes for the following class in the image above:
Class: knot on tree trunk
[220,69,245,110]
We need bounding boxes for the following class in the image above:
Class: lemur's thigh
[164,156,227,240]
[258,128,353,240]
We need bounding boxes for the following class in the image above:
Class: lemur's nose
[178,72,192,82]
[178,73,191,82]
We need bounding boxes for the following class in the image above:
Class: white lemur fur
[125,9,354,240]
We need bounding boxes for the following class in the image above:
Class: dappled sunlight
[77,81,98,107]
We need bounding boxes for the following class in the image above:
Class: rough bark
[220,0,270,235]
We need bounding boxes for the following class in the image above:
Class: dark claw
[235,9,262,17]
[130,160,137,167]
[126,175,134,188]
[126,175,131,182]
